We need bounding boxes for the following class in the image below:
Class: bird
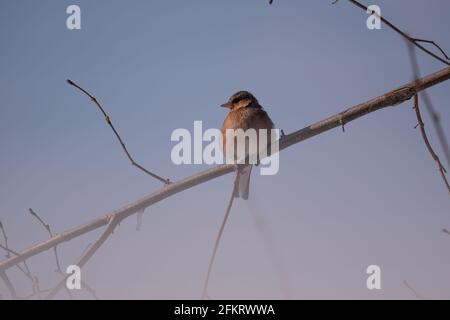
[220,91,275,200]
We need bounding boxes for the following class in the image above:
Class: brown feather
[220,94,274,199]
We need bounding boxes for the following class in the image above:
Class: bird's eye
[232,97,241,104]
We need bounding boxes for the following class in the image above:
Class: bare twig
[408,43,450,170]
[0,222,37,295]
[0,243,34,285]
[28,208,63,273]
[72,242,100,299]
[81,280,100,300]
[20,288,51,300]
[1,67,450,274]
[0,271,17,299]
[333,0,450,66]
[32,276,42,300]
[0,243,15,256]
[66,79,170,184]
[28,208,77,299]
[0,225,20,298]
[442,228,450,236]
[420,93,450,169]
[201,169,240,299]
[403,280,425,299]
[28,208,51,234]
[407,42,450,193]
[412,94,450,193]
[0,222,9,258]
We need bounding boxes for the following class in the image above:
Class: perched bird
[220,91,275,200]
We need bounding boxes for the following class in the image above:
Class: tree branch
[45,214,121,299]
[407,43,450,186]
[201,169,240,299]
[1,66,450,274]
[335,0,450,66]
[0,271,17,299]
[403,280,425,299]
[0,222,37,294]
[0,222,9,259]
[66,79,170,185]
[412,94,450,193]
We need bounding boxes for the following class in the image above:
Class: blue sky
[1,0,449,299]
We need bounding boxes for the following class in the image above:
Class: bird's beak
[221,102,232,108]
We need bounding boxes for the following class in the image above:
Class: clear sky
[1,0,449,299]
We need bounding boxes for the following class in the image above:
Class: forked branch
[333,0,450,66]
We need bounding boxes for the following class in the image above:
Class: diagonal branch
[28,208,63,273]
[247,199,292,299]
[0,271,17,299]
[412,94,450,193]
[45,214,121,299]
[1,66,449,273]
[0,222,9,259]
[0,222,37,295]
[66,79,170,185]
[201,169,240,299]
[407,42,450,171]
[28,208,77,299]
[335,0,450,66]
[407,35,450,194]
[403,280,425,299]
[0,244,34,283]
[81,280,99,300]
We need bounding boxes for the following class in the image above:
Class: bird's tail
[235,165,252,200]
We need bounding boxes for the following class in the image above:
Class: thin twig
[66,79,170,184]
[0,271,17,299]
[420,93,450,169]
[28,208,76,299]
[403,280,425,299]
[0,243,33,282]
[72,242,100,299]
[28,208,63,273]
[0,222,37,293]
[442,228,450,236]
[407,43,450,194]
[246,199,292,299]
[45,214,121,299]
[0,224,20,298]
[412,94,450,193]
[81,280,100,300]
[407,43,450,170]
[201,168,240,299]
[0,222,9,258]
[333,0,450,66]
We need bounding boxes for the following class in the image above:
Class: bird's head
[221,91,259,111]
